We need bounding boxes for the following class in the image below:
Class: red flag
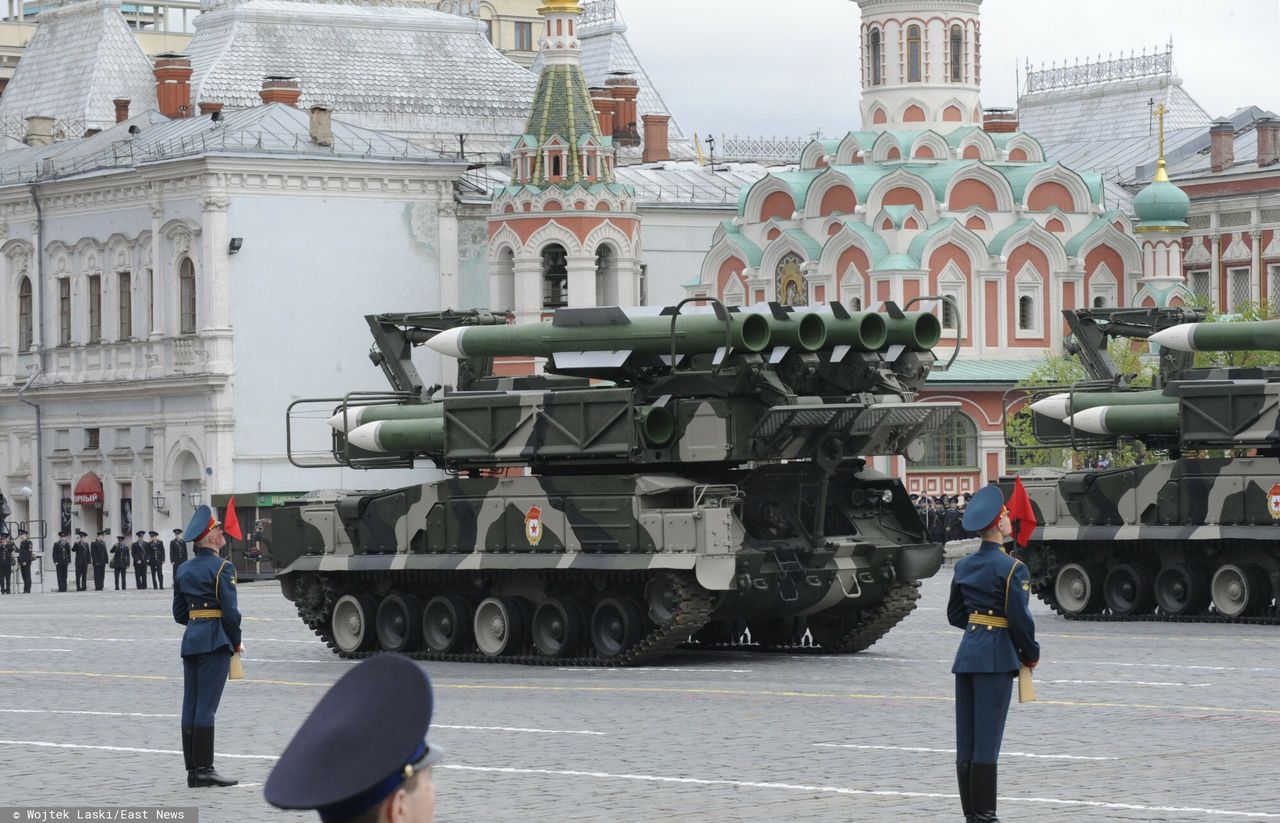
[223,497,243,541]
[1007,477,1037,548]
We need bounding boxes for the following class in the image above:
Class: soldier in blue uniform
[173,505,242,788]
[90,531,110,590]
[73,531,91,592]
[131,531,149,589]
[265,654,443,822]
[169,528,189,575]
[947,484,1040,823]
[147,531,165,589]
[110,533,131,590]
[17,528,34,593]
[0,533,12,594]
[52,530,72,592]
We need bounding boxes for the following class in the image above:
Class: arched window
[179,257,196,335]
[1018,295,1034,330]
[869,28,882,86]
[950,25,964,82]
[594,244,617,307]
[942,299,957,330]
[551,154,562,178]
[1093,295,1107,309]
[907,25,922,82]
[849,296,863,311]
[17,275,32,350]
[922,413,978,468]
[542,244,568,310]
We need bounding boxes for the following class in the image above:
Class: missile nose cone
[426,327,466,358]
[1067,407,1109,435]
[1148,324,1196,352]
[347,421,387,453]
[1030,393,1070,419]
[326,406,366,433]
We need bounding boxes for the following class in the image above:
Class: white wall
[632,204,734,306]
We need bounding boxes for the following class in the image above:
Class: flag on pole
[1007,477,1037,548]
[223,496,243,541]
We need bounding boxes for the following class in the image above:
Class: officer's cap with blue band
[264,654,443,821]
[182,505,220,543]
[961,484,1005,533]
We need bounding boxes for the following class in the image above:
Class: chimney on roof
[641,113,670,164]
[153,53,193,119]
[605,75,640,147]
[982,108,1018,134]
[113,98,130,124]
[24,115,54,147]
[590,88,616,140]
[1210,119,1235,173]
[309,105,333,147]
[1256,117,1280,168]
[198,101,224,119]
[260,76,302,108]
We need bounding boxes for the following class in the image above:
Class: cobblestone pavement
[2,564,1279,823]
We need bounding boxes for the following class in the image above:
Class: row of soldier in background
[42,528,191,592]
[913,492,979,544]
[0,528,35,593]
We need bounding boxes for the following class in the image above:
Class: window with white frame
[920,413,978,468]
[1228,266,1252,312]
[88,275,102,343]
[1088,263,1117,309]
[1268,264,1280,313]
[869,28,883,86]
[722,275,746,307]
[118,271,132,340]
[1014,264,1043,337]
[17,275,32,350]
[179,258,197,334]
[937,264,967,336]
[58,278,71,346]
[840,265,865,313]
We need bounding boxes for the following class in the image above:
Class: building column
[149,199,164,339]
[437,197,460,310]
[513,257,544,325]
[199,195,231,332]
[28,221,42,350]
[566,254,597,308]
[1210,221,1221,307]
[1252,229,1263,303]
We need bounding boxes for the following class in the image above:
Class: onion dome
[1134,160,1190,233]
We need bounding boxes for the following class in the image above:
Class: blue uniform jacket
[172,549,242,658]
[948,541,1039,674]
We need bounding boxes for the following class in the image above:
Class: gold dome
[539,0,582,13]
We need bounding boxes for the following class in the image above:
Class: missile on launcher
[1029,390,1175,421]
[327,403,443,434]
[1149,319,1280,353]
[1066,403,1180,436]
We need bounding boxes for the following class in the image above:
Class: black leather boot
[182,726,195,788]
[956,760,974,822]
[190,726,237,788]
[971,762,999,823]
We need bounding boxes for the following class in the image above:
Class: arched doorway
[595,244,618,307]
[175,451,202,525]
[541,244,568,310]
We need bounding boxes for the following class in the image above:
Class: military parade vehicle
[1010,306,1279,623]
[272,301,959,664]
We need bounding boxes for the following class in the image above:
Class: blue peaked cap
[961,484,1005,533]
[182,504,217,543]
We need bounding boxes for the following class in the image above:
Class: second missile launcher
[273,300,958,665]
[1009,307,1280,623]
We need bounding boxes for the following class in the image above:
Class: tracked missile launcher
[1009,307,1280,623]
[274,301,959,664]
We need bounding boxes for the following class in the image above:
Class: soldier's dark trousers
[151,567,164,589]
[93,565,106,590]
[114,568,127,590]
[181,651,231,727]
[134,565,147,589]
[75,565,88,591]
[0,568,10,593]
[56,565,68,592]
[20,566,31,593]
[954,672,1014,763]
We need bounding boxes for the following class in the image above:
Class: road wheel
[375,593,424,653]
[532,598,586,658]
[1103,564,1155,616]
[474,596,527,657]
[1153,564,1209,616]
[331,594,378,654]
[1052,562,1105,616]
[590,597,644,659]
[423,595,474,654]
[1211,564,1271,618]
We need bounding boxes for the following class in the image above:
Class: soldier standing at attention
[17,527,34,593]
[0,533,12,594]
[110,533,131,590]
[73,530,91,592]
[173,505,242,788]
[90,531,109,591]
[131,531,149,590]
[947,485,1040,823]
[265,654,443,822]
[52,530,72,592]
[169,528,188,575]
[147,531,165,589]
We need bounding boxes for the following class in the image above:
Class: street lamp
[152,492,168,515]
[187,491,202,508]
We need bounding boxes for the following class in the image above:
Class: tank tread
[293,569,715,667]
[695,581,922,653]
[1032,589,1280,626]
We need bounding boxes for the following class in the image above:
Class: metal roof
[927,359,1043,385]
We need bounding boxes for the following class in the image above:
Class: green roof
[879,253,921,270]
[522,63,610,187]
[927,359,1043,385]
[1064,212,1125,257]
[908,217,958,260]
[833,217,892,267]
[784,228,824,259]
[988,218,1036,255]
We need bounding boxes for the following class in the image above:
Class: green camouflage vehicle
[273,301,958,664]
[1008,307,1279,623]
